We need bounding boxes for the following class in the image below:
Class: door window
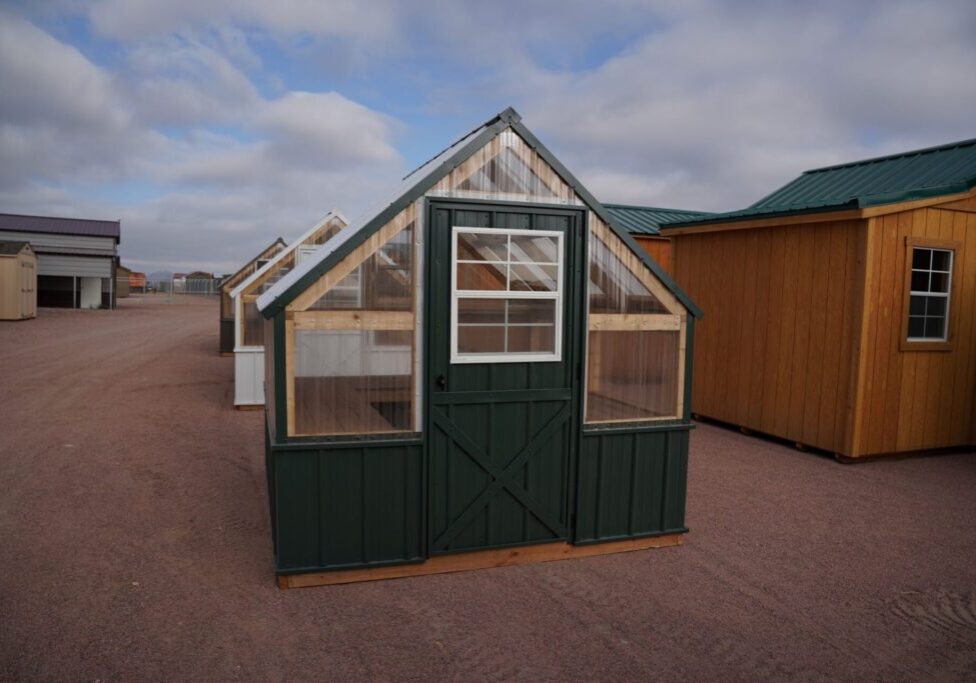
[451,227,563,363]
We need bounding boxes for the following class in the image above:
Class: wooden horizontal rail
[292,310,413,331]
[588,313,680,332]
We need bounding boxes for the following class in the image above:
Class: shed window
[451,227,563,363]
[907,246,953,342]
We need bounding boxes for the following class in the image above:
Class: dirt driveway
[1,296,974,681]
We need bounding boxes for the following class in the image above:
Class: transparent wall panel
[586,330,679,422]
[293,329,413,435]
[288,206,420,437]
[430,128,584,205]
[307,224,414,311]
[585,218,683,423]
[243,299,264,346]
[589,230,668,314]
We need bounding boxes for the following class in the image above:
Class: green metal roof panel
[605,204,715,235]
[663,136,976,228]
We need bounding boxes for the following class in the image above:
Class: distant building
[0,213,120,309]
[116,264,132,298]
[129,271,146,293]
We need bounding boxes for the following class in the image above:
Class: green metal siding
[219,318,234,354]
[270,440,425,573]
[575,427,690,543]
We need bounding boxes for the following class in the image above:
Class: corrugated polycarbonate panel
[37,254,112,277]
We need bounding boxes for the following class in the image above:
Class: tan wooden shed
[0,241,37,320]
[663,138,976,459]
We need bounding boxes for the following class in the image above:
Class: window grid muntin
[452,226,563,363]
[907,246,953,342]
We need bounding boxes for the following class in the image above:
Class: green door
[426,201,583,554]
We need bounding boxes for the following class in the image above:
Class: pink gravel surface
[1,295,975,681]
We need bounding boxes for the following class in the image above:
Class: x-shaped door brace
[431,402,571,551]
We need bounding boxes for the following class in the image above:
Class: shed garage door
[37,255,112,278]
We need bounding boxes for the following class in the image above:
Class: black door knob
[436,374,447,390]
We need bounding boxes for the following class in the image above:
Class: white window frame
[907,246,953,342]
[451,226,563,364]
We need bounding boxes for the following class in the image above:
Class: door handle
[436,374,447,390]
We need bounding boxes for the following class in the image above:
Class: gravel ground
[1,295,975,681]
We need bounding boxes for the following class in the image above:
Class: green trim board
[257,106,701,319]
[664,136,976,228]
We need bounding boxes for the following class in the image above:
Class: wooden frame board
[277,533,684,588]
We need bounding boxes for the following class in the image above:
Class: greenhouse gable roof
[231,210,346,299]
[258,107,702,318]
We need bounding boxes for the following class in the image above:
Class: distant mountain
[147,270,173,280]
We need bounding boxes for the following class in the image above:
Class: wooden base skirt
[278,533,684,589]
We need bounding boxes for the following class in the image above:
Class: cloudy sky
[1,1,974,274]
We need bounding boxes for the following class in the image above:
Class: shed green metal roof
[663,136,976,228]
[604,204,715,235]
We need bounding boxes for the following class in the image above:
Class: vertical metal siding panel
[364,446,406,562]
[320,447,365,565]
[669,430,690,530]
[633,431,665,533]
[627,432,639,536]
[265,426,278,557]
[577,427,689,542]
[599,434,631,536]
[574,437,598,541]
[274,452,321,570]
[405,445,424,560]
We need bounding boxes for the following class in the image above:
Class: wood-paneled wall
[852,201,976,456]
[634,236,672,275]
[671,219,864,454]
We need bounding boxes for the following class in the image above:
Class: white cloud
[2,0,974,273]
[86,0,403,48]
[0,10,405,273]
[514,0,976,210]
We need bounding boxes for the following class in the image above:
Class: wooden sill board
[278,533,684,589]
